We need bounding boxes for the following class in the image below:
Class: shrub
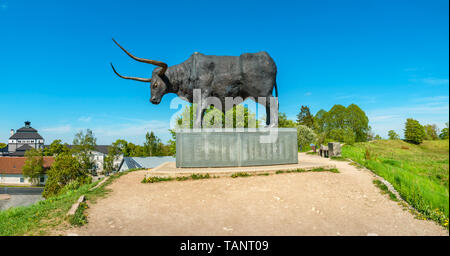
[42,153,90,198]
[388,130,400,140]
[440,127,449,140]
[297,125,317,149]
[404,118,425,144]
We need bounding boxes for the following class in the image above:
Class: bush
[404,118,425,144]
[42,153,90,198]
[440,127,449,140]
[297,125,317,149]
[388,130,400,140]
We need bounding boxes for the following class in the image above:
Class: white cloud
[409,78,449,86]
[367,99,449,138]
[304,92,312,96]
[78,116,92,122]
[41,125,72,133]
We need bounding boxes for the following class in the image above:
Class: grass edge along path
[0,169,139,236]
[142,167,340,183]
[342,140,449,229]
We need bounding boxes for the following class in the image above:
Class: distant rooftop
[9,121,43,140]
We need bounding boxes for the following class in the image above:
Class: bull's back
[191,52,276,97]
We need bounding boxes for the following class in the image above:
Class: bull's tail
[274,80,279,110]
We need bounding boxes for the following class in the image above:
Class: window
[40,176,45,183]
[20,177,24,183]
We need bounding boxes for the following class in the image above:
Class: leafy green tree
[423,124,439,140]
[22,148,44,185]
[278,112,296,128]
[314,104,369,142]
[324,104,347,130]
[313,109,327,133]
[175,104,258,128]
[296,105,314,128]
[0,143,6,149]
[103,145,122,175]
[374,134,382,140]
[439,122,449,140]
[404,118,425,144]
[328,128,356,145]
[167,129,177,156]
[72,129,97,174]
[297,125,317,151]
[43,139,70,156]
[346,104,370,142]
[144,131,163,156]
[388,130,400,140]
[43,152,90,198]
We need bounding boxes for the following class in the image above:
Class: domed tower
[8,121,45,156]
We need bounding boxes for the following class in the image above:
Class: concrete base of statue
[175,128,298,168]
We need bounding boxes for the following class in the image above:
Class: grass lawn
[342,139,449,228]
[0,171,133,236]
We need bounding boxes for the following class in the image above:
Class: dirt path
[66,153,448,236]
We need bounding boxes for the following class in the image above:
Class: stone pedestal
[176,128,298,168]
[328,142,342,157]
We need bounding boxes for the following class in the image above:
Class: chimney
[10,129,14,137]
[25,121,31,128]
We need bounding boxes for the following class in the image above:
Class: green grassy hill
[342,139,449,228]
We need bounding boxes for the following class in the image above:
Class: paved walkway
[65,153,448,236]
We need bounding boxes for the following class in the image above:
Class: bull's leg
[265,96,278,127]
[194,101,208,128]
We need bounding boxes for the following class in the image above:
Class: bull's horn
[112,38,167,76]
[110,63,151,82]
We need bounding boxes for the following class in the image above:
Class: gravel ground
[65,153,448,236]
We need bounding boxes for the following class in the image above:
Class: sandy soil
[67,153,448,236]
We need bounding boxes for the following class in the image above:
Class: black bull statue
[110,39,279,127]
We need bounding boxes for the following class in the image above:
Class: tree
[167,129,177,156]
[374,134,382,140]
[404,118,425,144]
[424,124,439,140]
[314,109,327,133]
[72,129,97,174]
[297,125,317,151]
[388,130,400,140]
[42,152,90,198]
[328,128,356,145]
[323,104,347,130]
[346,104,370,142]
[144,131,163,156]
[103,145,122,175]
[0,143,6,149]
[175,104,259,128]
[439,122,449,140]
[296,105,314,128]
[22,148,44,185]
[278,112,296,128]
[43,139,70,156]
[314,104,369,143]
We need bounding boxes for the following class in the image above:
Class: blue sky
[0,0,448,144]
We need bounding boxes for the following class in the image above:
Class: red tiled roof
[0,157,54,175]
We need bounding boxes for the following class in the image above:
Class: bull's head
[110,38,168,104]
